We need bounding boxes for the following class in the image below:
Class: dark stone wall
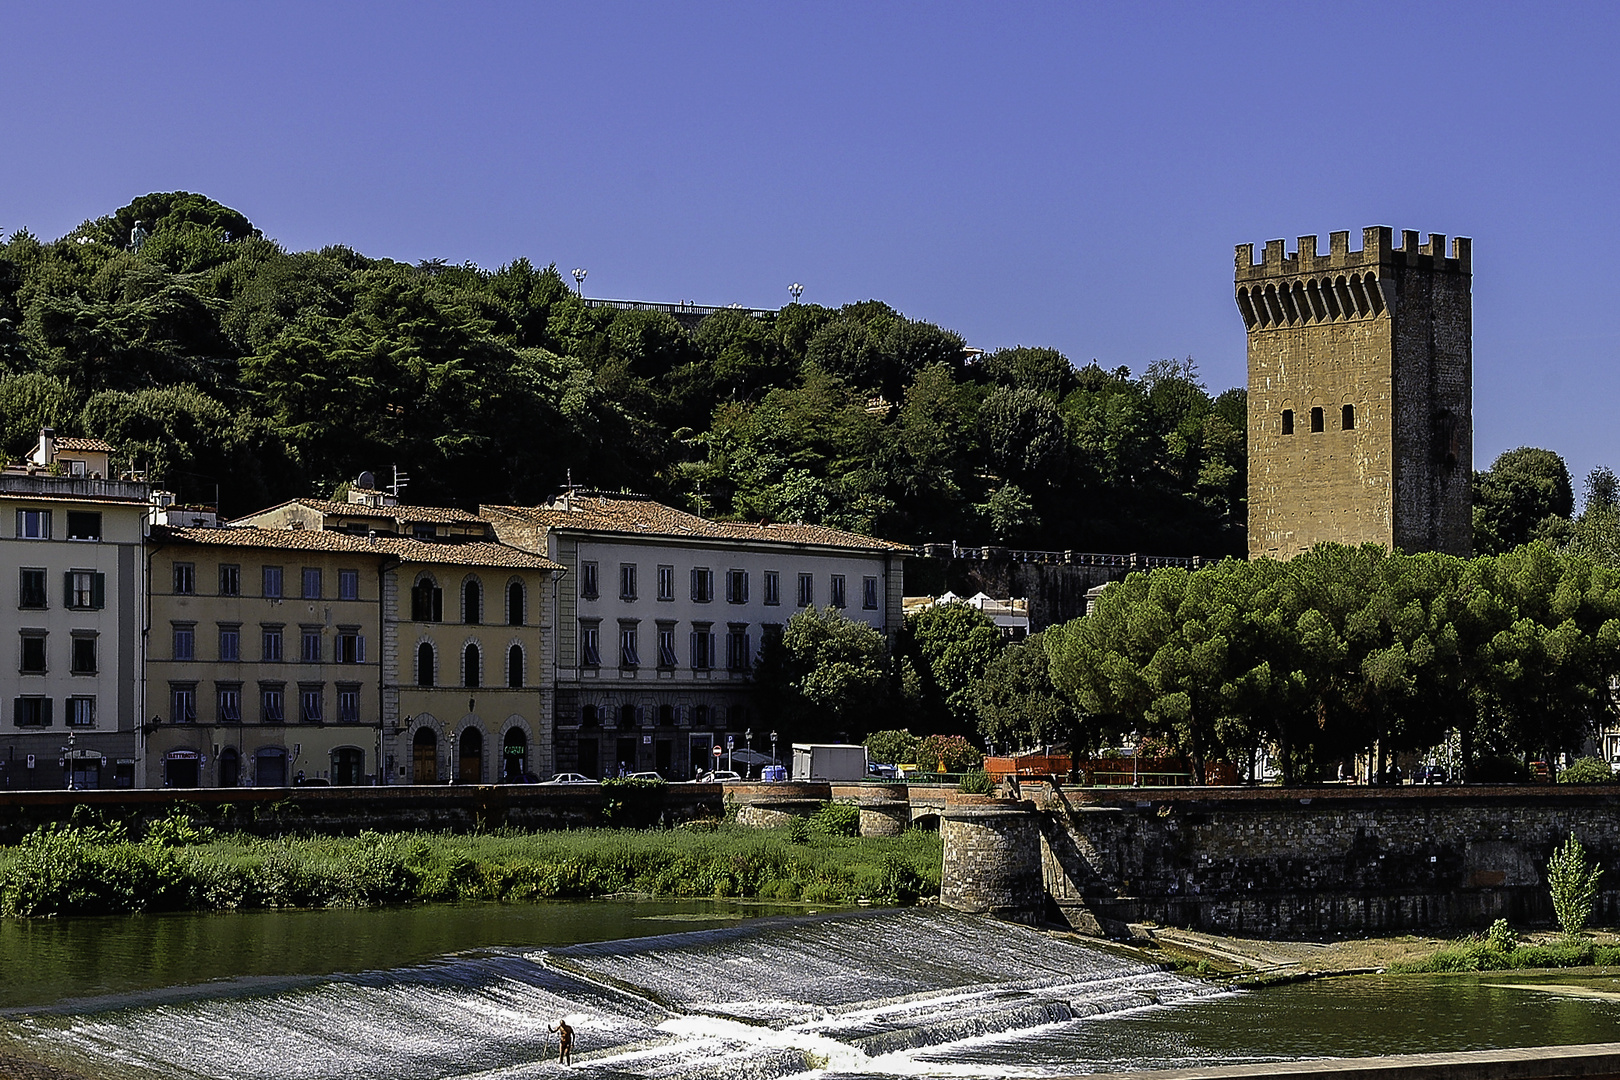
[1038,786,1620,937]
[0,784,726,843]
[905,556,1146,632]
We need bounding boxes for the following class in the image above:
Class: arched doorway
[503,728,528,782]
[458,728,483,783]
[412,728,437,784]
[218,747,240,787]
[332,747,365,785]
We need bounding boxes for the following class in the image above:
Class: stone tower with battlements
[1236,226,1472,559]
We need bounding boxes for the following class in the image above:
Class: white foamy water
[6,909,1217,1080]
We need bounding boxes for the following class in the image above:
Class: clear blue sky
[4,2,1617,496]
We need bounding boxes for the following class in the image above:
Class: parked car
[1414,764,1449,786]
[293,776,331,786]
[868,761,900,779]
[625,771,666,782]
[695,770,742,783]
[541,772,596,785]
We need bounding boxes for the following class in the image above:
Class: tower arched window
[507,644,523,688]
[507,581,524,626]
[463,643,481,688]
[416,642,434,687]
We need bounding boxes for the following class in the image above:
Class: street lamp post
[788,282,803,304]
[770,729,779,764]
[726,734,735,775]
[62,730,76,790]
[447,730,458,785]
[572,268,587,296]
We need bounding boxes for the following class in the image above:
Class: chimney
[38,428,55,466]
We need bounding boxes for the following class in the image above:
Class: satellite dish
[357,470,376,490]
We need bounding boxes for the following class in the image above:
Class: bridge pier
[939,793,1045,924]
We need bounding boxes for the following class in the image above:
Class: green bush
[810,802,860,838]
[957,769,994,795]
[1487,918,1518,952]
[0,822,942,917]
[1559,756,1616,784]
[1548,831,1604,938]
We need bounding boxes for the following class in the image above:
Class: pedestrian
[550,1017,574,1065]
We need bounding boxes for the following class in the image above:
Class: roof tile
[152,525,562,571]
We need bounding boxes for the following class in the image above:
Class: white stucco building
[1,431,149,789]
[484,492,911,779]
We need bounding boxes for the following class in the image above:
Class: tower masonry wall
[1238,227,1471,559]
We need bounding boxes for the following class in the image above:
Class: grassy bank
[0,816,942,918]
[1388,937,1620,973]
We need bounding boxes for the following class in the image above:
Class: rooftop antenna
[692,480,708,519]
[390,464,410,499]
[564,468,574,511]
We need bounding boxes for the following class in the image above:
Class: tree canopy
[0,192,1245,553]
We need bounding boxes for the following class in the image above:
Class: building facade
[144,527,388,787]
[1237,227,1472,559]
[230,488,561,786]
[1,433,147,789]
[484,492,910,779]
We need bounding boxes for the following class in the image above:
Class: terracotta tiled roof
[235,498,487,525]
[483,494,913,553]
[55,437,114,453]
[152,525,562,571]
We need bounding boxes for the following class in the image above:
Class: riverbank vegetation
[0,815,941,919]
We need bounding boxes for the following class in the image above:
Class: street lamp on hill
[788,282,803,304]
[572,268,587,296]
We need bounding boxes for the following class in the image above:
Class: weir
[940,785,1620,936]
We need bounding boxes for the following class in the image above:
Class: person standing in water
[550,1018,574,1065]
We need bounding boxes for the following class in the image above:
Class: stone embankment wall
[0,784,726,842]
[943,786,1620,935]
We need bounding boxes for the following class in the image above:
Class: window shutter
[64,572,73,608]
[93,573,105,609]
[690,632,697,664]
[432,588,443,622]
[690,568,698,601]
[709,632,716,665]
[12,699,21,726]
[358,636,366,663]
[41,698,53,727]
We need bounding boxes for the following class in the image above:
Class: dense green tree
[902,603,1005,733]
[1473,447,1575,554]
[974,632,1076,754]
[0,374,77,457]
[752,607,892,741]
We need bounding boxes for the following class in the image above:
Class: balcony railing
[0,473,150,502]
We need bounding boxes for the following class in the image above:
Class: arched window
[463,643,481,688]
[463,579,482,625]
[416,642,435,687]
[693,704,709,728]
[620,703,637,729]
[581,704,598,727]
[659,704,674,727]
[411,576,442,622]
[507,644,523,688]
[1342,404,1355,431]
[507,581,524,626]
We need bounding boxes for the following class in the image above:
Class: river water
[3,903,1619,1079]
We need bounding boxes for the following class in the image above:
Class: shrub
[915,734,982,773]
[809,802,860,838]
[957,769,994,795]
[1559,757,1616,784]
[864,729,920,767]
[1548,831,1603,938]
[1487,918,1518,953]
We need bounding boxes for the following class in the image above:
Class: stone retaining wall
[945,785,1620,936]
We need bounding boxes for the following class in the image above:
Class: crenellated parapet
[1235,227,1470,332]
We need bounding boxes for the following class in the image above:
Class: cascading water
[1,909,1217,1080]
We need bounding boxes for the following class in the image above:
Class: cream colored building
[231,488,562,785]
[1,430,148,789]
